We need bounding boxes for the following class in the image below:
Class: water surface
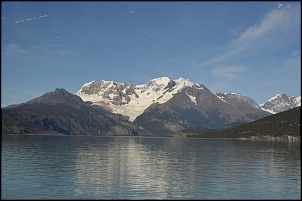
[1,135,301,199]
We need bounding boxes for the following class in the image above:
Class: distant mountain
[260,93,301,114]
[214,93,266,120]
[77,77,271,136]
[186,106,301,142]
[2,88,152,136]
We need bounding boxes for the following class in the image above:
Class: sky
[1,1,301,107]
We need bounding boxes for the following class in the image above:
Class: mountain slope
[134,87,270,136]
[2,88,152,136]
[214,93,266,120]
[260,93,301,113]
[187,106,301,141]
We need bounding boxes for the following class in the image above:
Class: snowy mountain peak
[174,77,194,87]
[260,93,301,114]
[82,80,97,88]
[144,77,175,89]
[148,76,171,84]
[268,93,288,102]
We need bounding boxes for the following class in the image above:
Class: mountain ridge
[2,77,300,137]
[77,77,301,119]
[76,77,273,120]
[76,77,200,121]
[77,76,301,135]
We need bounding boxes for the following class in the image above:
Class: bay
[1,135,301,200]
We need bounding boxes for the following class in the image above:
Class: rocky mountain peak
[215,93,261,109]
[25,88,85,109]
[269,93,289,102]
[260,93,301,114]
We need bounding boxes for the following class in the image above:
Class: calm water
[1,135,301,200]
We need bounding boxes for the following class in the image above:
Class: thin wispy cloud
[211,66,247,80]
[229,25,244,39]
[14,14,48,24]
[48,43,62,47]
[202,4,300,67]
[275,50,301,73]
[2,43,32,59]
[231,7,298,47]
[2,43,79,60]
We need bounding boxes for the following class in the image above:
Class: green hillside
[188,106,301,141]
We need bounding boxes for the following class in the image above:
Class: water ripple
[2,135,300,199]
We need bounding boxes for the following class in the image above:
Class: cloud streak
[2,43,31,57]
[14,14,48,24]
[211,66,247,80]
[2,43,80,60]
[202,4,300,67]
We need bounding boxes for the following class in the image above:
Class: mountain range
[76,77,300,135]
[2,77,300,136]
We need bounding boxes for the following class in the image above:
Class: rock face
[214,93,268,120]
[1,88,153,136]
[77,77,271,136]
[260,93,301,114]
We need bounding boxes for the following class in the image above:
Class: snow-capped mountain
[260,93,301,114]
[76,77,270,135]
[76,77,201,121]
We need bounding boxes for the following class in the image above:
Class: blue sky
[1,1,301,107]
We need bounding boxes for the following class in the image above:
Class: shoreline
[3,133,301,143]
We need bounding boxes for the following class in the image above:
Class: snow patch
[214,94,230,104]
[185,91,197,105]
